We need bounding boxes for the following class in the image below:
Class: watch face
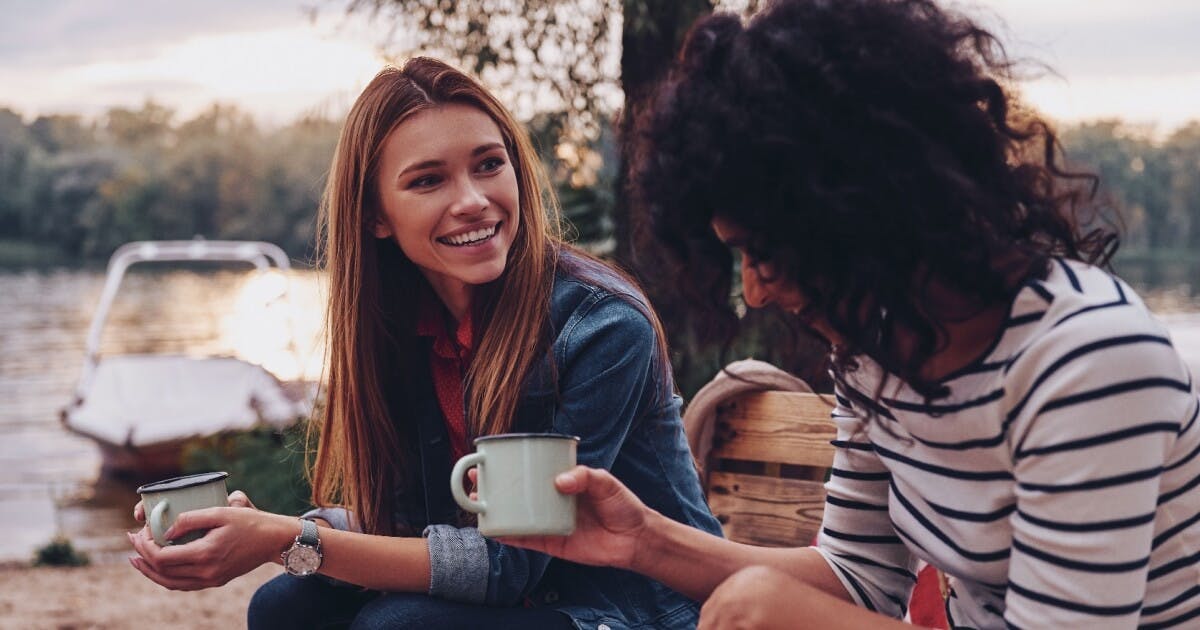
[285,545,321,576]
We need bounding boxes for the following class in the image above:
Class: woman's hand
[499,466,652,570]
[127,498,291,591]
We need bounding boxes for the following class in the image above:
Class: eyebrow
[398,142,506,176]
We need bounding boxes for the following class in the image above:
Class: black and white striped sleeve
[815,383,919,618]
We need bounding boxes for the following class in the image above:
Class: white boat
[61,240,313,477]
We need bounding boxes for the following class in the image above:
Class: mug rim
[136,471,229,494]
[473,432,580,444]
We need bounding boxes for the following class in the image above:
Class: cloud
[964,0,1200,76]
[0,0,315,68]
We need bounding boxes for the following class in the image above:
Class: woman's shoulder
[1002,258,1188,386]
[1010,258,1163,342]
[551,249,653,318]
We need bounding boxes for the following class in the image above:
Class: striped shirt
[815,259,1200,628]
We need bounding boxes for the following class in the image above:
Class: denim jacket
[309,252,723,630]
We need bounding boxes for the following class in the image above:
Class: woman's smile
[438,222,500,247]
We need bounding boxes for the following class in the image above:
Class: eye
[407,174,441,189]
[477,156,506,173]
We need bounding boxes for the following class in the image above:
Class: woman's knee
[248,574,364,630]
[247,574,308,629]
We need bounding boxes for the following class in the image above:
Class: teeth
[444,225,497,246]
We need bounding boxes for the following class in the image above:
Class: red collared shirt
[415,292,474,463]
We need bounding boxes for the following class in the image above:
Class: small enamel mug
[136,471,229,546]
[450,433,579,537]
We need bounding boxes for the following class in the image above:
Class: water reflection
[0,267,324,563]
[221,270,325,383]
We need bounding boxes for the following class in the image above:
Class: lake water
[0,266,325,564]
[0,260,1198,564]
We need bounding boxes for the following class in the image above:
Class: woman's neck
[914,256,1032,382]
[919,301,1009,381]
[425,277,474,324]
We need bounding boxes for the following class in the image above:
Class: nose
[741,262,774,309]
[449,177,488,217]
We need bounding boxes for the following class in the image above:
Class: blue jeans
[248,574,577,630]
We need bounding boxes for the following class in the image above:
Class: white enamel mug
[450,433,579,537]
[136,471,229,546]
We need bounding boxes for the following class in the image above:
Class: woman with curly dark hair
[503,0,1200,627]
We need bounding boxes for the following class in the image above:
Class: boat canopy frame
[75,239,295,403]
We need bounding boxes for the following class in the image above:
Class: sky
[1,0,1198,135]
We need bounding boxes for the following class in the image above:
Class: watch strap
[298,517,320,547]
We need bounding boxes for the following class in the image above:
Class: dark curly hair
[630,0,1117,398]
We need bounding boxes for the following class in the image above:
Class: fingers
[467,468,478,484]
[227,490,255,509]
[495,534,559,557]
[133,500,145,522]
[162,507,226,541]
[128,555,215,591]
[128,527,199,568]
[496,534,547,549]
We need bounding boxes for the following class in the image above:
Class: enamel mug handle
[450,452,487,515]
[149,499,170,545]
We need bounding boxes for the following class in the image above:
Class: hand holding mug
[499,465,652,571]
[135,472,232,546]
[127,502,293,591]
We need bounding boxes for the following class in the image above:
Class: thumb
[163,506,226,541]
[557,466,622,500]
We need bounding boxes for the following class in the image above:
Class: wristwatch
[281,518,323,577]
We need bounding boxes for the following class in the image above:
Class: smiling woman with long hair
[126,57,721,629]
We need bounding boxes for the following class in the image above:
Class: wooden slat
[712,391,836,468]
[707,471,826,547]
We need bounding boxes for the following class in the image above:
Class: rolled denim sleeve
[481,293,659,605]
[424,524,490,602]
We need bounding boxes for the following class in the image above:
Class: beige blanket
[682,359,813,466]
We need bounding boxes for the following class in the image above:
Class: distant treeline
[1,102,1198,266]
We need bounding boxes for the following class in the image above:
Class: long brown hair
[311,58,562,535]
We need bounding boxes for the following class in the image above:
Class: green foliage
[181,420,313,517]
[1061,120,1200,255]
[0,102,339,265]
[33,536,91,567]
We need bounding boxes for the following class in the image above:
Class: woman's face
[711,216,808,312]
[711,216,843,344]
[374,103,520,311]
